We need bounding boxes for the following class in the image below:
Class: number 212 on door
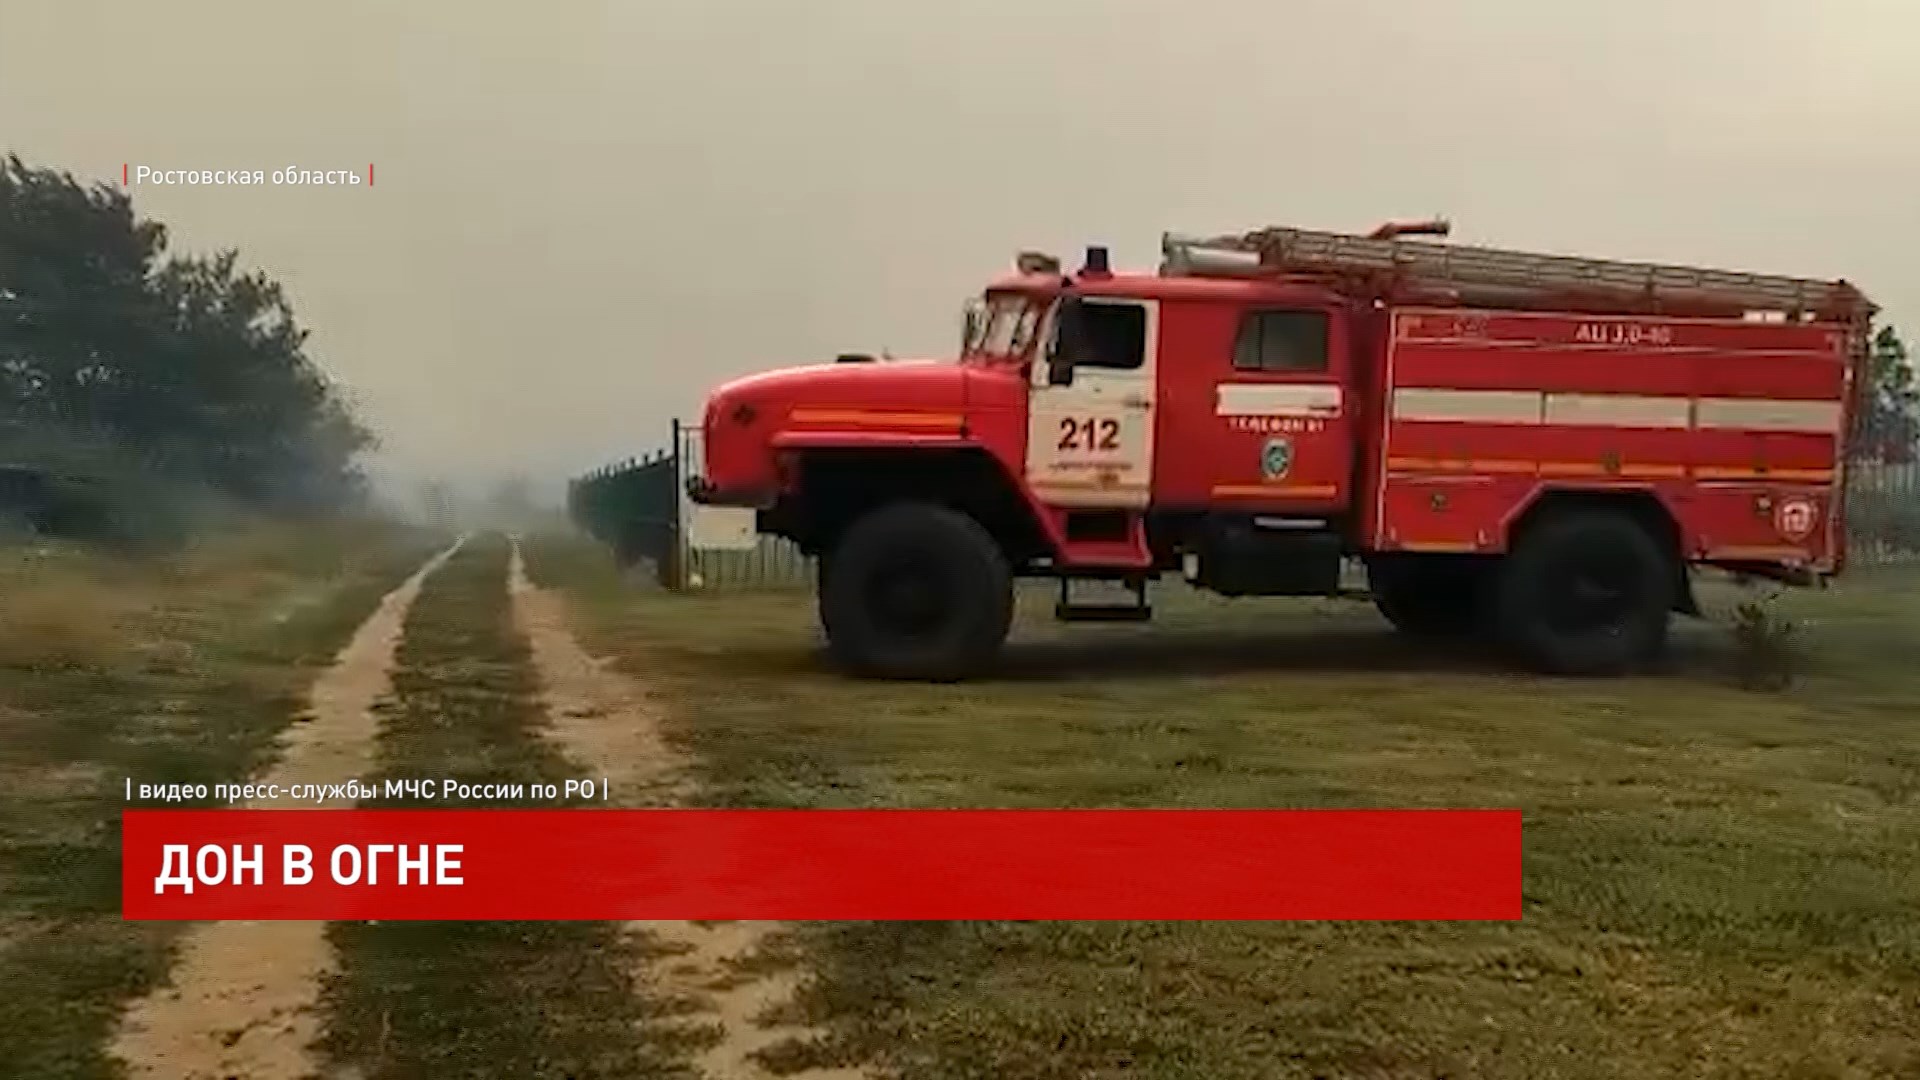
[1057,416,1119,452]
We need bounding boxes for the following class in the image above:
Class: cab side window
[1078,302,1147,370]
[1233,310,1329,373]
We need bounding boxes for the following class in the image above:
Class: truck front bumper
[685,476,774,509]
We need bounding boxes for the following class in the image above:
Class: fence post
[660,416,690,591]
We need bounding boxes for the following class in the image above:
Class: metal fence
[566,444,681,581]
[1848,460,1920,564]
[567,419,812,591]
[1846,368,1920,563]
[674,422,815,588]
[570,418,1920,591]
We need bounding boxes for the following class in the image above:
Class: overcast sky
[3,0,1916,501]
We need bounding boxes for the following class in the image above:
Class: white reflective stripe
[1391,387,1842,433]
[1695,398,1842,434]
[1543,393,1691,429]
[1216,383,1342,417]
[1392,388,1542,424]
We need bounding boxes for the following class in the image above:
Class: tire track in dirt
[507,540,869,1080]
[109,538,465,1080]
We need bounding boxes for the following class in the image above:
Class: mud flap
[1674,566,1702,617]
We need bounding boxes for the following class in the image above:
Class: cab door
[1206,306,1351,508]
[1025,297,1158,508]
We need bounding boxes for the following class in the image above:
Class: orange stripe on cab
[788,408,964,430]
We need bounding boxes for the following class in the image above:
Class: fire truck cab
[691,221,1872,681]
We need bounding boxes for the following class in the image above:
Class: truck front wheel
[1493,511,1673,675]
[819,502,1013,681]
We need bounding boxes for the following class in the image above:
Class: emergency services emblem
[1775,497,1819,542]
[1261,437,1293,481]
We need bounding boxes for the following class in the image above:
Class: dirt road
[508,541,867,1080]
[104,537,866,1080]
[109,539,463,1080]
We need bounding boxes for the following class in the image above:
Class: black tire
[819,502,1013,681]
[1369,556,1490,638]
[1493,511,1673,675]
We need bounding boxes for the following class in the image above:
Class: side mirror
[961,300,985,352]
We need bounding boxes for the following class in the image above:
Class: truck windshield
[962,293,1044,362]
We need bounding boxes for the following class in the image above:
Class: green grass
[0,517,437,1080]
[528,534,1920,1079]
[318,535,706,1080]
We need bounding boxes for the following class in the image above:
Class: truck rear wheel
[1493,511,1673,675]
[819,502,1012,681]
[1368,556,1489,638]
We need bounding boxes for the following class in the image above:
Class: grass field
[0,519,437,1079]
[528,535,1920,1080]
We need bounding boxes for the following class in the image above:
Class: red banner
[122,809,1521,921]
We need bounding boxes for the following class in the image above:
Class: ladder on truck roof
[1159,221,1876,322]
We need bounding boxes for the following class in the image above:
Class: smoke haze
[4,0,1915,500]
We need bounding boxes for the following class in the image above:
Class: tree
[145,251,373,507]
[0,156,166,442]
[1858,326,1918,464]
[0,155,372,523]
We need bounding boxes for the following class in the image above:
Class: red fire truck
[689,221,1874,680]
